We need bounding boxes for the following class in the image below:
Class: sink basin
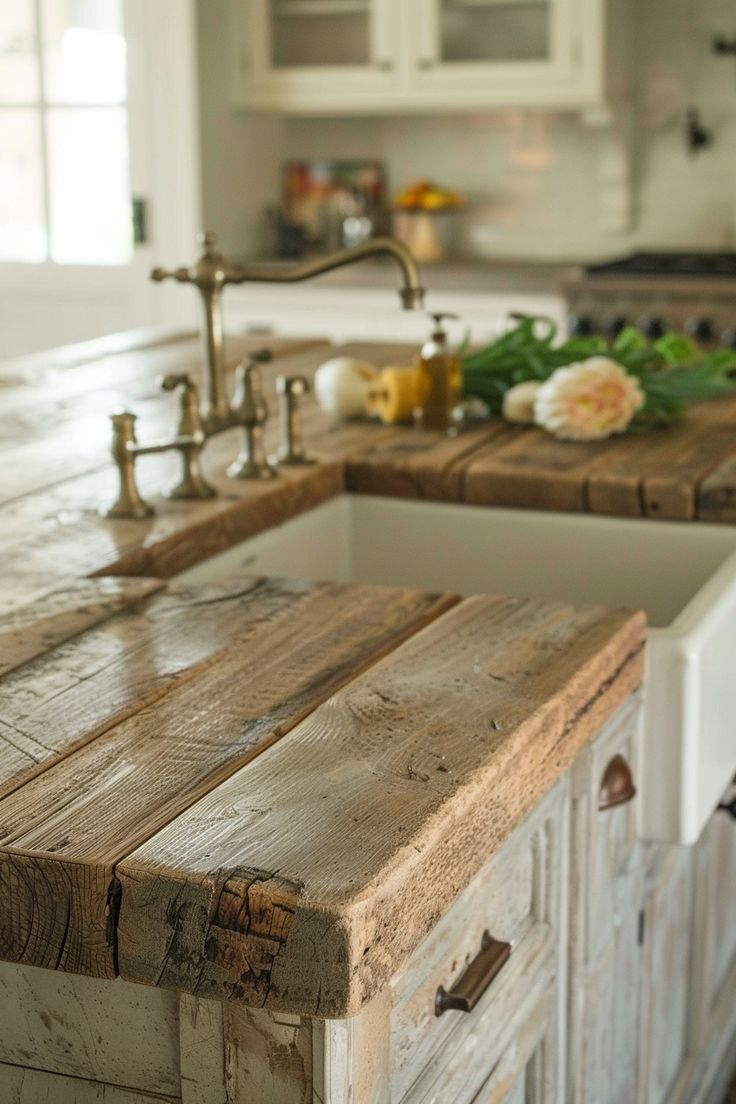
[178,494,736,845]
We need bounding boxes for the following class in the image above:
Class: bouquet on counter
[462,314,736,441]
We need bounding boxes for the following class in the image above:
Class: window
[0,0,133,265]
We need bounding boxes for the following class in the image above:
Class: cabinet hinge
[637,909,646,946]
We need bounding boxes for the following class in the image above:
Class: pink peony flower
[534,357,645,441]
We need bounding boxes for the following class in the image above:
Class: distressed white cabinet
[231,0,404,113]
[2,705,735,1103]
[230,0,627,114]
[569,696,644,1104]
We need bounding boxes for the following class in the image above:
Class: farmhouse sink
[178,495,736,845]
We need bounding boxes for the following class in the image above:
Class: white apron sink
[178,495,736,846]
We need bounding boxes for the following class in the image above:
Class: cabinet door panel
[435,0,554,66]
[237,0,403,110]
[640,847,695,1104]
[568,697,644,1104]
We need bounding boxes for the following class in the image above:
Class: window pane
[0,109,46,261]
[42,0,126,104]
[0,0,39,103]
[47,107,132,264]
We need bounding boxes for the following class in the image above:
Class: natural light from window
[0,0,132,266]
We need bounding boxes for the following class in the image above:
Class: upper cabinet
[230,0,629,114]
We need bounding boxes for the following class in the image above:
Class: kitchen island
[0,329,735,1103]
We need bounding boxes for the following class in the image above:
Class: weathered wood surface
[0,576,163,678]
[3,574,424,798]
[3,330,735,625]
[0,961,180,1094]
[0,578,452,978]
[117,595,644,1017]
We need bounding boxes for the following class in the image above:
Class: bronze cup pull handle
[598,754,637,812]
[435,931,511,1017]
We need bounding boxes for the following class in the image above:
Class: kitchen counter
[3,327,736,600]
[0,327,646,1017]
[3,328,736,1104]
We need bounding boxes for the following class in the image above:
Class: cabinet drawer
[403,957,557,1104]
[389,777,568,1102]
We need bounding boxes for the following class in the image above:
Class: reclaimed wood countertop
[10,321,726,1016]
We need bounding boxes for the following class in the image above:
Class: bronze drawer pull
[435,931,511,1016]
[598,754,637,811]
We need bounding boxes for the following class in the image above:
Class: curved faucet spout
[230,237,425,311]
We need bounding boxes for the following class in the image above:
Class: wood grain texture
[0,576,163,678]
[117,595,644,1017]
[0,580,452,978]
[1,575,394,799]
[346,422,516,502]
[3,334,736,616]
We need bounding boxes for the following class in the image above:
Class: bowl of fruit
[392,180,463,262]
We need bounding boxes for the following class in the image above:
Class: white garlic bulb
[314,357,379,419]
[502,380,542,425]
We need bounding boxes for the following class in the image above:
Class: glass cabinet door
[267,0,379,70]
[436,0,552,65]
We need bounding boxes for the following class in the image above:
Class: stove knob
[721,327,736,349]
[685,317,715,343]
[638,316,666,340]
[568,314,596,337]
[606,315,629,339]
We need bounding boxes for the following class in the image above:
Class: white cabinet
[231,0,625,114]
[569,697,644,1104]
[233,0,404,112]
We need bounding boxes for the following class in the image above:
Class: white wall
[198,0,736,263]
[196,0,285,257]
[283,0,736,260]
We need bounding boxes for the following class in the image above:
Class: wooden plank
[346,422,515,501]
[0,342,415,585]
[0,455,344,585]
[0,577,164,678]
[0,336,330,504]
[464,426,606,513]
[117,595,645,1018]
[0,575,374,799]
[0,581,453,978]
[697,453,736,524]
[0,325,194,381]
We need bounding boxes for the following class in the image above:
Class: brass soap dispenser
[415,312,462,432]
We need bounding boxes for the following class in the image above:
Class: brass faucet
[105,231,424,518]
[273,375,315,466]
[151,231,424,433]
[104,375,215,519]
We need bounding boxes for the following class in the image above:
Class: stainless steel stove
[563,252,736,346]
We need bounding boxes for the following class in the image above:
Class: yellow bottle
[414,312,462,432]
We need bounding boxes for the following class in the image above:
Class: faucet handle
[151,265,191,284]
[273,374,315,467]
[161,373,206,438]
[231,361,268,425]
[227,360,277,481]
[104,411,154,520]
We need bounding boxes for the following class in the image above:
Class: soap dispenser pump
[415,312,462,431]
